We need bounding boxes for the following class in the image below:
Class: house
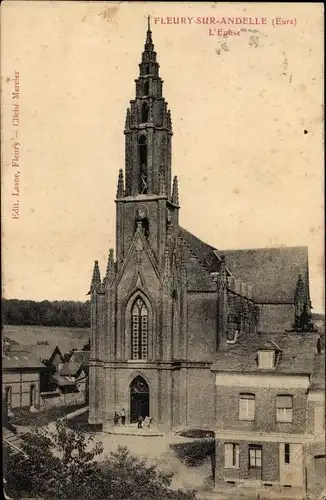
[211,331,324,497]
[87,19,312,430]
[2,350,43,415]
[59,350,89,394]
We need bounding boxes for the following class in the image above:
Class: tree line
[2,299,90,328]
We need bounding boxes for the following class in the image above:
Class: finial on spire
[116,169,125,198]
[88,260,101,294]
[172,176,179,205]
[106,248,115,283]
[145,15,153,47]
[125,108,131,130]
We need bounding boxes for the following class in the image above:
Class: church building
[88,20,311,430]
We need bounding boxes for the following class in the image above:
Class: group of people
[137,415,152,429]
[113,409,152,429]
[113,408,126,426]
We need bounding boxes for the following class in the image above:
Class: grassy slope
[3,324,90,355]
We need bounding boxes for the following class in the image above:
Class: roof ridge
[220,245,308,252]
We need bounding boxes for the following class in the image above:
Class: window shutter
[224,443,233,468]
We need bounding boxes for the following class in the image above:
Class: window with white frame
[239,393,255,421]
[224,443,240,468]
[258,349,275,369]
[249,444,262,468]
[276,395,293,423]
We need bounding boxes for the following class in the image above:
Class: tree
[4,420,196,500]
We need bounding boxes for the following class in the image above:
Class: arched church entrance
[130,376,149,423]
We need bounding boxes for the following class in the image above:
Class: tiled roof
[219,246,309,304]
[211,332,319,376]
[2,351,44,369]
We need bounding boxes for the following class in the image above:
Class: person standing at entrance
[121,408,126,425]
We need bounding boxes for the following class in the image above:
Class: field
[3,324,90,357]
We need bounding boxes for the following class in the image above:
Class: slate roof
[52,373,77,387]
[179,227,221,273]
[179,226,310,305]
[2,351,44,370]
[220,246,309,304]
[211,332,319,376]
[59,360,82,377]
[70,350,90,364]
[10,344,64,363]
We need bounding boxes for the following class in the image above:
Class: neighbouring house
[58,350,89,398]
[87,19,312,430]
[211,331,325,497]
[2,350,43,416]
[305,346,326,500]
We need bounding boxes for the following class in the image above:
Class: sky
[2,1,324,312]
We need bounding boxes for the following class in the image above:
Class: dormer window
[258,349,275,369]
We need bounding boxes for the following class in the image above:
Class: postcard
[1,2,324,500]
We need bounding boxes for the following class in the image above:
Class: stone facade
[88,21,312,431]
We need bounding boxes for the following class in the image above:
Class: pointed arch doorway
[130,376,149,423]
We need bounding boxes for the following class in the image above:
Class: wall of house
[215,385,308,435]
[3,369,40,410]
[259,304,294,332]
[187,292,218,361]
[186,367,216,427]
[307,391,325,436]
[215,440,280,484]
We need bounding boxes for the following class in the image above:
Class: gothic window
[141,102,149,123]
[138,135,148,194]
[131,297,148,360]
[145,64,150,75]
[144,80,149,96]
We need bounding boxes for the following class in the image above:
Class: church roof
[211,331,319,376]
[179,226,309,304]
[219,246,309,304]
[179,226,221,273]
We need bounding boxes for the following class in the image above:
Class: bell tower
[124,16,173,197]
[115,17,179,271]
